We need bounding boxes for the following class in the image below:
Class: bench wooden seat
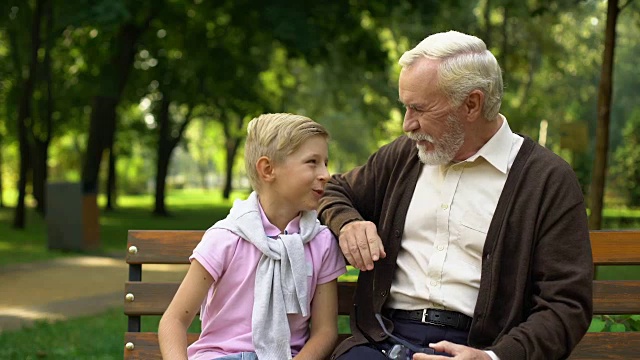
[123,230,640,360]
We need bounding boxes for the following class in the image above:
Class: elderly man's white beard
[408,114,465,165]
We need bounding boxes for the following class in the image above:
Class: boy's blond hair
[244,113,329,191]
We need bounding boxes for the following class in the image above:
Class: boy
[159,113,347,360]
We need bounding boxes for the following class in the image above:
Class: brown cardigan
[319,135,593,360]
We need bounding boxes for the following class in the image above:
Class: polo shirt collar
[258,200,301,237]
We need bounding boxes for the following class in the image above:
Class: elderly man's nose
[403,111,419,132]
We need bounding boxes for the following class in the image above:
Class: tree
[588,0,633,230]
[611,110,640,206]
[81,1,162,196]
[185,118,219,190]
[152,96,194,216]
[29,0,55,215]
[11,0,45,228]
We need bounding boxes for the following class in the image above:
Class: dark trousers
[337,316,469,359]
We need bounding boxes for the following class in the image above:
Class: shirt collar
[258,200,301,237]
[463,115,513,174]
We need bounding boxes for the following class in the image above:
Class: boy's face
[271,135,330,214]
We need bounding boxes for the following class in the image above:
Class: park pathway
[0,255,189,333]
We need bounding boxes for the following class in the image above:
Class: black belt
[386,308,472,331]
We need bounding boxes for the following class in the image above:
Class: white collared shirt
[387,116,523,319]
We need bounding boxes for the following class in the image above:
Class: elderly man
[319,30,592,360]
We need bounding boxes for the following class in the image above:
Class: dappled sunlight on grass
[603,207,640,217]
[97,188,248,210]
[338,266,360,282]
[0,241,14,251]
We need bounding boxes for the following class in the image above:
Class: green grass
[0,307,125,359]
[0,189,246,266]
[0,206,64,265]
[0,307,201,359]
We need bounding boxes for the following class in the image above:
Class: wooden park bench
[123,230,640,359]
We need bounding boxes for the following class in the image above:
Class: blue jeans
[337,317,469,359]
[215,352,259,360]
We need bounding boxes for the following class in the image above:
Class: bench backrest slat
[127,230,640,266]
[127,230,202,264]
[124,332,199,360]
[124,282,181,316]
[124,280,640,318]
[569,332,640,359]
[590,231,640,265]
[592,280,640,314]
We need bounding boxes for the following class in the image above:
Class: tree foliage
[0,0,639,227]
[611,109,640,206]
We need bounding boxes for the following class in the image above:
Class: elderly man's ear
[463,90,485,122]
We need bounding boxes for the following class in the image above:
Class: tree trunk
[154,97,172,216]
[82,14,158,195]
[81,22,139,195]
[105,144,117,211]
[223,137,241,199]
[14,0,44,229]
[483,0,492,47]
[154,148,171,216]
[31,0,54,216]
[153,97,194,215]
[82,95,117,194]
[31,141,49,215]
[154,150,171,216]
[589,0,619,230]
[500,3,509,73]
[199,167,208,190]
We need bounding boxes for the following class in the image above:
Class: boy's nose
[318,166,330,182]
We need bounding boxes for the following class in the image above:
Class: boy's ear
[256,156,276,183]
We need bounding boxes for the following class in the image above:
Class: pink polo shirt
[187,207,346,360]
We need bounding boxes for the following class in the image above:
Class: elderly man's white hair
[399,30,503,120]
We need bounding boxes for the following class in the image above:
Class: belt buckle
[421,309,428,323]
[421,309,444,327]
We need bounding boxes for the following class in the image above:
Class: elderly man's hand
[338,221,386,271]
[413,342,492,360]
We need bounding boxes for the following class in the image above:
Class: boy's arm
[159,259,213,360]
[294,280,339,360]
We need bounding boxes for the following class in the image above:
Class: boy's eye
[307,159,317,164]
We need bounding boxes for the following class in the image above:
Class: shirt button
[437,245,444,251]
[441,204,448,210]
[431,280,438,286]
[381,290,387,297]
